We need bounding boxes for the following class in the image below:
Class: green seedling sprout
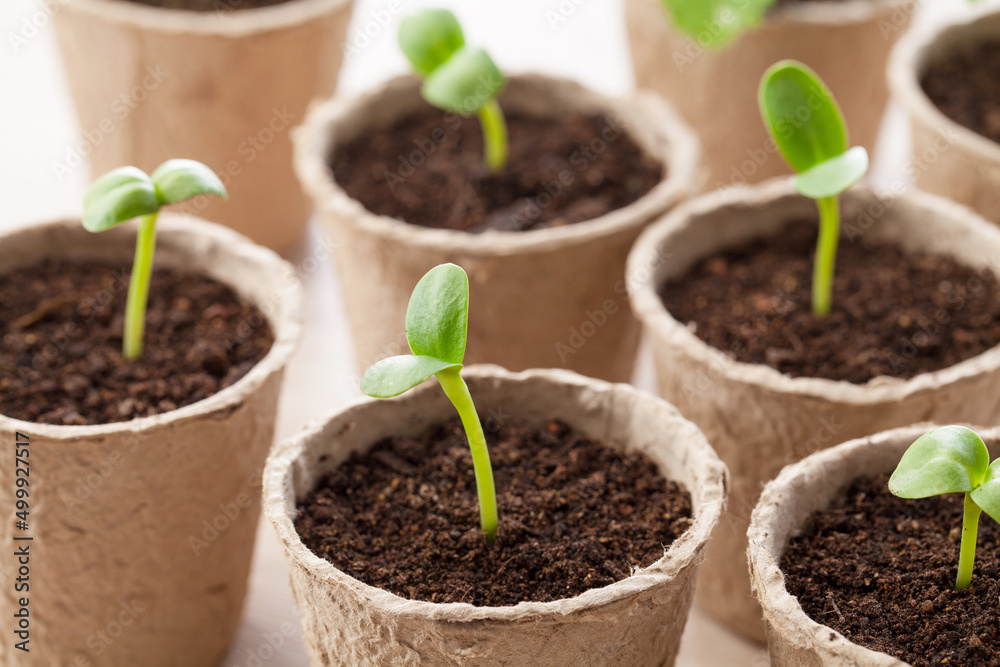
[360,264,499,543]
[659,0,774,49]
[82,159,226,361]
[758,60,869,317]
[889,425,1000,590]
[398,8,508,172]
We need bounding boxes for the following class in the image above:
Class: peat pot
[0,216,302,666]
[889,3,1000,226]
[627,178,1000,642]
[294,74,700,383]
[53,0,353,253]
[748,423,1000,666]
[625,0,911,190]
[264,366,727,666]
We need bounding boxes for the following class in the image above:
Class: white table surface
[0,0,984,664]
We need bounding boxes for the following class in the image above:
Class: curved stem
[956,492,983,590]
[435,367,498,543]
[123,212,158,361]
[477,99,508,173]
[812,195,839,317]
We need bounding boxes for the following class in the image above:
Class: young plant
[889,425,1000,590]
[398,8,508,172]
[360,263,498,542]
[82,159,227,361]
[758,59,869,316]
[659,0,774,49]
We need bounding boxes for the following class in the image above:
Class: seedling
[361,264,499,542]
[82,159,227,360]
[398,8,508,172]
[889,425,1000,589]
[758,60,869,316]
[659,0,774,49]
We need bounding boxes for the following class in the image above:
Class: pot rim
[58,0,352,37]
[0,215,303,440]
[887,2,1000,167]
[626,178,1000,405]
[746,422,1000,666]
[766,0,911,26]
[263,365,728,623]
[293,73,701,257]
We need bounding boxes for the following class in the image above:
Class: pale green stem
[435,367,498,542]
[123,212,158,361]
[956,492,983,590]
[477,99,508,173]
[812,195,839,317]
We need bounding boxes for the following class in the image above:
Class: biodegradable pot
[748,423,1000,666]
[294,74,700,383]
[627,178,1000,643]
[0,217,301,666]
[264,366,727,666]
[53,0,353,254]
[624,0,910,190]
[889,4,1000,226]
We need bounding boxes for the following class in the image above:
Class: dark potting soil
[296,417,693,606]
[0,260,274,426]
[121,0,294,10]
[658,221,1000,384]
[922,40,1000,146]
[330,107,664,233]
[782,473,1000,666]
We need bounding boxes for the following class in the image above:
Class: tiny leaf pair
[659,0,774,49]
[758,60,869,316]
[399,9,508,172]
[83,159,227,360]
[890,426,1000,589]
[361,264,499,543]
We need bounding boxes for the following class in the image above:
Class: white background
[0,0,985,664]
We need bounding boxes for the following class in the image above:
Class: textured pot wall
[625,0,910,190]
[628,180,1000,643]
[889,6,1000,226]
[265,367,728,666]
[0,217,301,666]
[749,424,1000,666]
[295,75,700,383]
[53,0,353,254]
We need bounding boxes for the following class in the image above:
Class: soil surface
[0,260,274,425]
[296,417,692,606]
[922,40,1000,145]
[122,0,294,10]
[658,221,1000,384]
[783,473,1000,666]
[330,107,664,233]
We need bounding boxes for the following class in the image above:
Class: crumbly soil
[0,260,274,425]
[330,107,664,233]
[922,40,1000,145]
[123,0,294,10]
[658,221,1000,384]
[296,417,693,606]
[783,473,1000,666]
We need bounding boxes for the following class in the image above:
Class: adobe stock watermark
[543,0,593,31]
[188,474,257,556]
[7,0,70,53]
[52,65,171,181]
[342,1,404,63]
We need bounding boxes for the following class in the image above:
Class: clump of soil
[659,221,1000,383]
[296,417,692,606]
[783,473,1000,666]
[922,40,1000,145]
[330,107,664,233]
[0,260,274,425]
